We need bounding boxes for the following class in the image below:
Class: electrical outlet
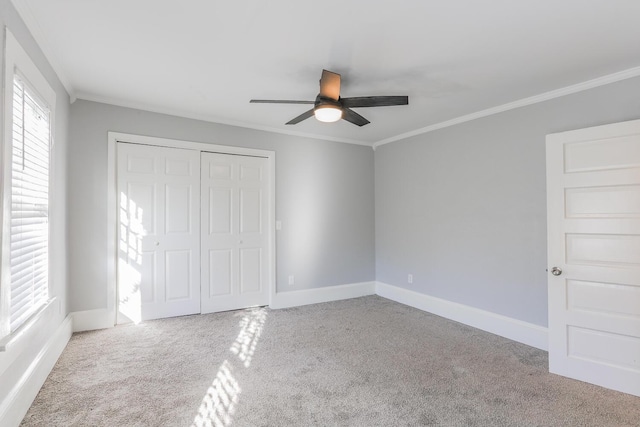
[288,275,295,286]
[408,274,413,284]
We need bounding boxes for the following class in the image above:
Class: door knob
[551,267,562,276]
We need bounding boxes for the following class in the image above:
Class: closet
[116,141,272,322]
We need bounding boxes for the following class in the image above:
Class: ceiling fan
[250,69,408,127]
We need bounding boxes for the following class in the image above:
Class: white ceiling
[12,0,640,146]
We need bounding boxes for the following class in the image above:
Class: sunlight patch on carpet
[192,360,241,427]
[192,307,268,425]
[230,308,267,368]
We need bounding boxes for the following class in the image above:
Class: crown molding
[10,0,75,99]
[75,92,373,147]
[81,64,640,150]
[373,65,640,148]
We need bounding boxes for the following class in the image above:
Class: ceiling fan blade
[341,96,408,108]
[319,70,341,101]
[286,108,315,125]
[250,99,315,104]
[342,108,370,127]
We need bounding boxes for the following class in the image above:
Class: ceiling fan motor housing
[315,95,341,108]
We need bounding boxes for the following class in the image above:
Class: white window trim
[0,28,56,341]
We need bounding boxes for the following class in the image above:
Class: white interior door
[117,143,201,322]
[201,152,270,313]
[546,119,640,397]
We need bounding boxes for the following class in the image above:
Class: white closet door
[546,119,640,397]
[201,152,270,313]
[117,143,201,322]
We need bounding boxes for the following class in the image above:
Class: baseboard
[71,309,113,332]
[0,315,72,427]
[375,282,548,350]
[270,281,376,310]
[70,283,548,350]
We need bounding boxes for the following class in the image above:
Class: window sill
[0,298,57,352]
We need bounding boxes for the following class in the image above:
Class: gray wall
[68,100,375,312]
[375,76,640,327]
[0,0,70,415]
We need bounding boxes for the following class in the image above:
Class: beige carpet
[22,296,640,426]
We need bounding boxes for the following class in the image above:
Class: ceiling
[12,0,640,146]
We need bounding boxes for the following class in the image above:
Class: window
[8,74,51,331]
[1,29,56,339]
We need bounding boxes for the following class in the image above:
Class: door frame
[107,132,276,325]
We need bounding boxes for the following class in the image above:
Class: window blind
[9,74,51,332]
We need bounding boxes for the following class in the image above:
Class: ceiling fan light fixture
[314,105,342,123]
